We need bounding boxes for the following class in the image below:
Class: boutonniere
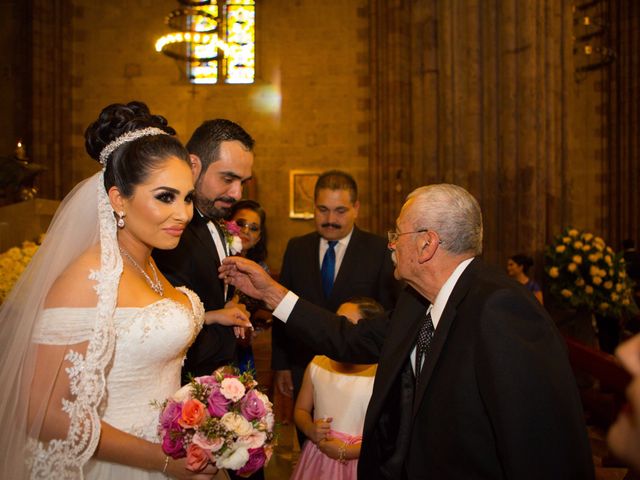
[220,220,243,255]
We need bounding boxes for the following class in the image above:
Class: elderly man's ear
[418,232,438,264]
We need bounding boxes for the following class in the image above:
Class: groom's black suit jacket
[282,258,594,479]
[271,226,399,395]
[153,213,236,383]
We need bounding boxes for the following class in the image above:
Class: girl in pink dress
[290,297,383,480]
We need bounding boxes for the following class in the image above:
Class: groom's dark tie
[415,311,435,382]
[321,240,338,298]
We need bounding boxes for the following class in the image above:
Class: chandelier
[155,0,255,84]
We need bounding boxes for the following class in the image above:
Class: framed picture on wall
[289,170,320,219]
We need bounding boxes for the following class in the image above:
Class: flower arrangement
[221,220,243,255]
[158,367,275,477]
[0,236,43,303]
[545,227,634,318]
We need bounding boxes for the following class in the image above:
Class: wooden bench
[564,335,631,428]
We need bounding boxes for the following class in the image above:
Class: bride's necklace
[119,248,164,296]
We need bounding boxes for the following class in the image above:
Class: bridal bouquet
[158,367,275,476]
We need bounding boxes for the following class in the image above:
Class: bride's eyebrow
[151,186,180,194]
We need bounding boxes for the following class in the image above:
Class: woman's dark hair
[510,253,534,274]
[230,199,268,263]
[84,101,190,197]
[345,296,385,321]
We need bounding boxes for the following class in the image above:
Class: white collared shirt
[318,229,354,281]
[409,257,474,372]
[200,209,229,299]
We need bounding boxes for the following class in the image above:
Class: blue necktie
[321,240,338,298]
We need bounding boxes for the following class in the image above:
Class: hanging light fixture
[155,1,229,67]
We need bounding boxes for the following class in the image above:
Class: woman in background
[230,200,271,374]
[507,253,544,304]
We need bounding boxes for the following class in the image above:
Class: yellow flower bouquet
[0,236,43,303]
[545,227,634,318]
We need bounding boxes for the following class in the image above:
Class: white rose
[172,383,193,402]
[229,236,243,255]
[262,412,275,431]
[216,446,249,470]
[221,412,253,436]
[254,391,273,411]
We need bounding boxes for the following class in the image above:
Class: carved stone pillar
[368,0,580,267]
[31,0,74,199]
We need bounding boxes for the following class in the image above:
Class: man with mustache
[272,170,399,445]
[154,119,254,383]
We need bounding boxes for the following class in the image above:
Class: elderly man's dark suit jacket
[271,226,399,396]
[153,213,236,383]
[282,258,594,479]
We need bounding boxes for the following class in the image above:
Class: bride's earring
[116,211,126,228]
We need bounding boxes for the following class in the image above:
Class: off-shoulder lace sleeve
[32,309,97,345]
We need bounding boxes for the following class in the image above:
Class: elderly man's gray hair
[406,184,483,255]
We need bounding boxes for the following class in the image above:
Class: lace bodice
[29,287,204,477]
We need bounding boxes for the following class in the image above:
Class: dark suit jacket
[153,213,236,383]
[283,258,594,479]
[271,226,399,394]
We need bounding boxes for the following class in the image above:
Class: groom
[154,119,254,383]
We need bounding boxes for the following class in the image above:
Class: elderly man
[221,184,594,479]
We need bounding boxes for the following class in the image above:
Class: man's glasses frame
[387,229,430,244]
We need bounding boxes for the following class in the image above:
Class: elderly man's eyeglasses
[235,219,260,233]
[387,229,429,244]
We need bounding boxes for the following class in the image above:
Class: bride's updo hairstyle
[84,101,190,197]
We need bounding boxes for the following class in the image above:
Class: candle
[15,141,26,160]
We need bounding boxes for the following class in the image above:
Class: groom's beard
[195,194,236,220]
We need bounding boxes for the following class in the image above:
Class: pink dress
[290,356,377,480]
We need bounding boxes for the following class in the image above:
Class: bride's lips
[164,226,186,237]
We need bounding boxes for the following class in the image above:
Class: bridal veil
[0,169,122,478]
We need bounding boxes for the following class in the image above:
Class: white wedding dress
[31,287,204,479]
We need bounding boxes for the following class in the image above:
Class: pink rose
[220,377,246,402]
[195,375,218,388]
[236,447,267,477]
[208,387,231,417]
[162,434,186,459]
[179,398,207,428]
[186,444,210,472]
[238,430,267,449]
[225,220,242,235]
[159,401,182,433]
[192,432,225,453]
[240,390,267,420]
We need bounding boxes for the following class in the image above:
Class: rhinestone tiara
[98,127,169,166]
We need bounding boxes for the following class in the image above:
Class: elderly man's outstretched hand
[220,257,289,310]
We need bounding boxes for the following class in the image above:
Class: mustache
[321,223,342,229]
[215,196,237,205]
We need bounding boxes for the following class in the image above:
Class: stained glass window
[188,1,255,85]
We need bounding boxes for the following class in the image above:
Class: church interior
[1,0,639,478]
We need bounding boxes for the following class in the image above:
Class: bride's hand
[204,304,251,329]
[165,456,220,479]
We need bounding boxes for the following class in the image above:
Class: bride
[0,102,251,479]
